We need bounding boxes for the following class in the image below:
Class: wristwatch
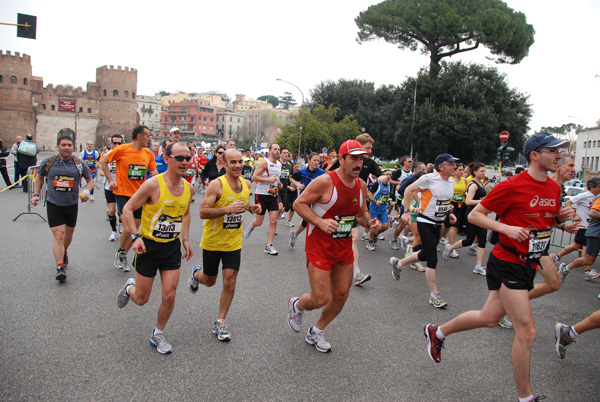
[131,234,141,242]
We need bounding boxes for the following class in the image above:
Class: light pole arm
[276,78,305,159]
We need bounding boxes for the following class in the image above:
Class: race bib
[528,229,552,260]
[128,164,146,180]
[53,175,75,192]
[244,171,252,179]
[332,215,356,239]
[223,213,244,229]
[85,159,95,167]
[434,199,451,218]
[280,170,290,180]
[152,214,182,239]
[186,168,195,176]
[268,185,279,195]
[109,161,117,174]
[452,195,464,202]
[378,194,390,203]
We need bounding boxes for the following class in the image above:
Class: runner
[442,162,489,275]
[555,310,600,359]
[101,125,158,272]
[390,153,459,308]
[31,135,94,281]
[553,178,600,280]
[424,133,572,401]
[286,140,379,352]
[278,147,293,220]
[79,141,99,201]
[244,143,282,255]
[284,163,300,227]
[115,142,193,354]
[188,148,261,341]
[439,163,467,255]
[366,170,393,251]
[100,134,124,241]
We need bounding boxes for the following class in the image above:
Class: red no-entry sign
[500,131,510,141]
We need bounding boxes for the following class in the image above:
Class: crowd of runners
[21,126,600,402]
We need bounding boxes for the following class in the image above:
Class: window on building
[10,76,17,84]
[203,126,206,130]
[42,104,46,110]
[170,117,176,122]
[23,78,28,85]
[132,92,135,99]
[237,118,240,122]
[203,117,207,121]
[191,117,195,122]
[103,89,107,96]
[51,105,55,110]
[210,118,214,122]
[230,117,232,122]
[210,126,213,130]
[0,75,3,83]
[79,107,83,112]
[88,108,92,113]
[113,90,119,97]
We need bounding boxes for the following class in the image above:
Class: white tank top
[255,159,282,196]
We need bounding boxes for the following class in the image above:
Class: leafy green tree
[156,91,171,96]
[257,95,280,108]
[355,0,535,78]
[277,105,361,155]
[279,92,297,110]
[391,62,532,163]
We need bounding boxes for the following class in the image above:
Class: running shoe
[442,244,452,261]
[584,269,600,281]
[108,231,117,242]
[354,272,371,286]
[286,221,294,227]
[305,327,331,353]
[212,320,231,342]
[117,277,135,308]
[114,250,130,272]
[361,232,369,242]
[265,244,278,255]
[118,222,123,234]
[287,297,303,332]
[63,251,68,268]
[449,250,459,258]
[429,293,448,308]
[554,322,575,359]
[243,224,254,238]
[469,244,477,255]
[404,243,413,258]
[377,234,385,241]
[557,263,570,283]
[424,324,444,363]
[400,235,409,251]
[498,315,513,329]
[289,230,296,247]
[188,266,202,294]
[390,257,402,281]
[390,238,399,250]
[412,261,425,272]
[88,194,95,202]
[550,253,560,266]
[279,212,285,220]
[366,241,376,251]
[149,332,172,354]
[436,245,440,252]
[55,267,67,282]
[439,237,448,245]
[473,265,487,276]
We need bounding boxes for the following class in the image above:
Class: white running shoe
[287,297,303,332]
[289,230,296,247]
[442,244,451,261]
[286,221,294,227]
[390,257,402,281]
[390,238,399,250]
[305,327,331,353]
[469,244,477,255]
[584,269,600,281]
[361,232,369,242]
[449,250,459,258]
[473,265,487,276]
[243,224,254,238]
[429,292,448,308]
[118,222,123,234]
[354,272,372,286]
[108,231,117,242]
[265,244,278,255]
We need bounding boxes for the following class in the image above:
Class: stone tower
[0,51,35,142]
[96,65,138,143]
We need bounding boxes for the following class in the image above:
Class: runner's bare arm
[294,174,339,234]
[100,154,115,189]
[181,189,193,261]
[30,173,44,205]
[469,203,529,242]
[199,178,243,219]
[121,178,158,235]
[244,180,261,214]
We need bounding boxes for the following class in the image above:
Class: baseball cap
[523,132,569,156]
[433,153,459,167]
[339,140,369,156]
[169,127,181,134]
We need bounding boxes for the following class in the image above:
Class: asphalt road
[1,155,599,401]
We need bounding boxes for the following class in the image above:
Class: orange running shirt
[106,144,157,197]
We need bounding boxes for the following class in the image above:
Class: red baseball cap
[339,140,369,156]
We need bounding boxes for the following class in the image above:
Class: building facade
[161,100,220,140]
[574,126,600,175]
[0,50,138,149]
[137,95,162,135]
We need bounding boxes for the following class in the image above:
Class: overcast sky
[2,0,599,135]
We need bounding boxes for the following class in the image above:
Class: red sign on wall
[59,98,76,112]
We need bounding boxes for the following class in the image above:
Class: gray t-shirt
[40,156,92,206]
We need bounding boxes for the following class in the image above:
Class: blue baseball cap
[433,153,459,167]
[523,132,568,156]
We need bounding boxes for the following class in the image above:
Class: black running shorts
[47,201,78,228]
[202,249,242,276]
[133,237,181,278]
[486,252,536,291]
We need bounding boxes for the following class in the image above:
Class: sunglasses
[171,155,192,162]
[217,151,224,155]
[112,142,122,145]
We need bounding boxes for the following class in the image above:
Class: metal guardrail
[13,165,46,222]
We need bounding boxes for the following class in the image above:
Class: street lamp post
[276,78,304,160]
[569,115,590,178]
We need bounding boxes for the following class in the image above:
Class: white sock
[518,395,533,402]
[569,326,579,339]
[313,326,324,334]
[436,327,446,340]
[153,328,163,336]
[354,267,360,276]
